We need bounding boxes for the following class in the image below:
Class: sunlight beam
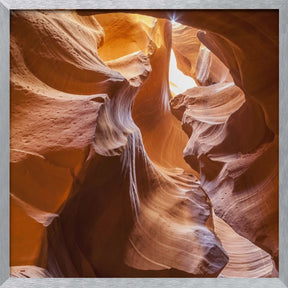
[169,49,197,97]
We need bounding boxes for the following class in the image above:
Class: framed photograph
[1,0,287,287]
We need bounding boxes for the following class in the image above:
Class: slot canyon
[10,10,279,278]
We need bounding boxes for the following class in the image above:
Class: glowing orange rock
[10,10,278,278]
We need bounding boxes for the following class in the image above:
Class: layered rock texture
[10,10,278,278]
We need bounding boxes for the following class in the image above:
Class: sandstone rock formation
[10,10,278,278]
[170,83,278,266]
[168,11,279,268]
[10,266,53,278]
[171,22,201,80]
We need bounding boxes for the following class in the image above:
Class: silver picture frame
[1,0,287,287]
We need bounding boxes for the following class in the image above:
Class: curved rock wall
[10,10,278,278]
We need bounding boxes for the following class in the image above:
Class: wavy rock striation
[10,11,228,277]
[10,10,278,278]
[170,82,278,268]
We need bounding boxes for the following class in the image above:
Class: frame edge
[0,0,10,286]
[1,1,287,287]
[279,0,288,286]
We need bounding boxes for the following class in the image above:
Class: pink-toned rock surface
[170,82,278,268]
[138,10,278,132]
[214,216,277,278]
[171,23,201,80]
[10,10,278,278]
[10,266,54,278]
[167,9,279,269]
[195,44,233,86]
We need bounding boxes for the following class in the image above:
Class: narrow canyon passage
[10,10,279,278]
